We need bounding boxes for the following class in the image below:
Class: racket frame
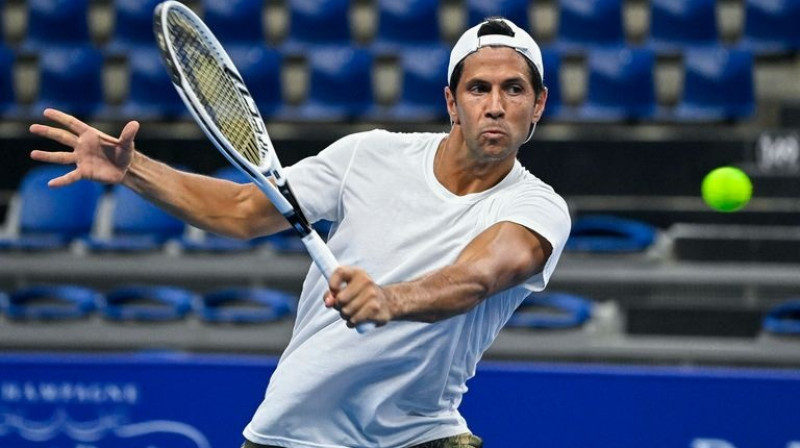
[154,1,374,332]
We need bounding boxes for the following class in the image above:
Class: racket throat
[277,182,311,232]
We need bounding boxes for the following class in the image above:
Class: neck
[434,129,517,196]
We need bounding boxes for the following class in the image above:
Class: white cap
[448,18,544,86]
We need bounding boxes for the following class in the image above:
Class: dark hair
[448,18,544,99]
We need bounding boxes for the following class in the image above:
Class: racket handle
[302,232,374,334]
[302,231,339,279]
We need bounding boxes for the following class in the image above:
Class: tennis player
[30,17,570,448]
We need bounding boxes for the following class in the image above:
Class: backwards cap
[447,18,544,86]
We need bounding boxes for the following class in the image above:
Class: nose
[485,89,505,119]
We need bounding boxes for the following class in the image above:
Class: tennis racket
[153,1,374,333]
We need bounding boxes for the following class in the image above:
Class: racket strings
[165,10,262,166]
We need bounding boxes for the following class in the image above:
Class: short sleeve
[498,185,571,292]
[283,132,367,223]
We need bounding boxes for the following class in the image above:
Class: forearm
[385,263,493,323]
[123,151,288,238]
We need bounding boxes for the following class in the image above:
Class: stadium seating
[553,0,626,54]
[32,46,106,119]
[199,287,296,323]
[105,0,162,56]
[646,0,719,55]
[740,0,800,55]
[379,44,449,122]
[0,165,103,251]
[102,285,195,321]
[466,0,530,30]
[2,285,100,320]
[762,299,800,336]
[565,214,657,253]
[577,48,658,121]
[372,0,443,55]
[20,0,92,54]
[84,184,186,252]
[674,47,756,121]
[203,0,266,48]
[506,292,594,329]
[281,0,352,55]
[0,45,21,118]
[289,46,375,121]
[115,48,187,120]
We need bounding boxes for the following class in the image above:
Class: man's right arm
[29,108,289,240]
[122,151,289,239]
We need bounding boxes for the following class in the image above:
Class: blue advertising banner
[1,353,799,448]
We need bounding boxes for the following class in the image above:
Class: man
[30,17,570,448]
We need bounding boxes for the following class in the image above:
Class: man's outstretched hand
[29,108,140,187]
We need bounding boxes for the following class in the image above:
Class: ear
[444,86,459,125]
[532,86,548,123]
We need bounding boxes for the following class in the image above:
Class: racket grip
[302,231,339,279]
[302,232,374,334]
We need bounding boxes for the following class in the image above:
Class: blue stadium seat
[32,46,106,119]
[762,299,800,336]
[0,45,21,119]
[3,285,100,320]
[565,214,657,253]
[740,0,800,56]
[105,0,162,56]
[227,45,286,120]
[199,287,295,324]
[674,47,756,121]
[281,0,352,55]
[577,48,658,121]
[380,45,449,122]
[553,0,625,53]
[506,292,593,330]
[116,48,187,120]
[647,0,719,55]
[466,0,530,29]
[21,0,92,54]
[541,47,564,120]
[289,46,375,122]
[203,0,265,48]
[102,285,195,321]
[372,0,443,55]
[0,165,103,251]
[85,184,186,252]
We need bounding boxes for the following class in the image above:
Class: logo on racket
[226,66,272,164]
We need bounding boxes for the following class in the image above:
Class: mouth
[481,128,507,139]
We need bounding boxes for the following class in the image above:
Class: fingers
[29,124,79,148]
[47,169,82,188]
[118,120,140,148]
[43,108,90,135]
[325,267,387,329]
[30,150,77,165]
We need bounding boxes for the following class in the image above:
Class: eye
[467,82,489,94]
[506,84,524,95]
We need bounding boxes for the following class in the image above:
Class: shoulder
[509,163,569,214]
[350,129,444,148]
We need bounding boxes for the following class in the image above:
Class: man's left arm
[325,221,552,328]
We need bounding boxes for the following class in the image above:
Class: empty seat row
[0,164,330,253]
[0,284,297,323]
[2,43,757,123]
[6,0,800,57]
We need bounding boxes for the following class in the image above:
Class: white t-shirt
[244,130,571,448]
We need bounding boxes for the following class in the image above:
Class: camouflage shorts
[241,432,483,448]
[409,432,483,448]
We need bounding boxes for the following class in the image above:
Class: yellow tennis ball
[701,166,752,212]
